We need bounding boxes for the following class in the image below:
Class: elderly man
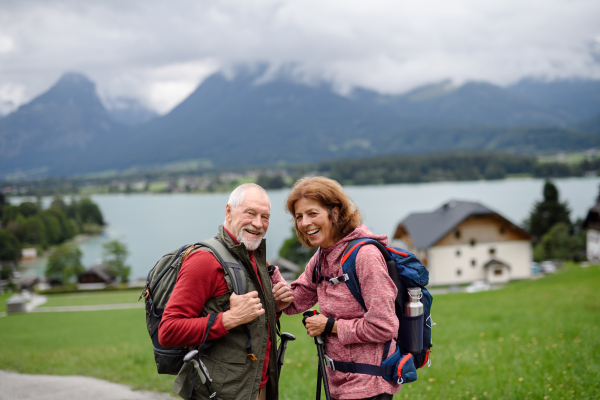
[159,183,293,400]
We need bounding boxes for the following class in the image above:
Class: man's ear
[225,204,232,224]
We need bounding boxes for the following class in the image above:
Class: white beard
[237,224,265,251]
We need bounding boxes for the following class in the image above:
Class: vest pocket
[204,352,248,400]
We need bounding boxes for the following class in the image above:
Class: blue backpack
[312,238,434,384]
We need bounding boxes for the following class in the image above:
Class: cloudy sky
[1,0,599,115]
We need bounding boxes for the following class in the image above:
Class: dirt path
[0,370,173,400]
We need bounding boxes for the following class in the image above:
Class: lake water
[14,177,600,280]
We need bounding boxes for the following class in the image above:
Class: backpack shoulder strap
[341,238,391,311]
[197,237,249,295]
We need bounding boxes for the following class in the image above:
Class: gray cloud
[0,0,599,114]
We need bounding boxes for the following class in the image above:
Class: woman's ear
[332,207,340,222]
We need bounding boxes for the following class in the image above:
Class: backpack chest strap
[324,356,396,376]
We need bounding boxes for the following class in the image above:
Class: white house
[392,200,532,286]
[582,196,600,262]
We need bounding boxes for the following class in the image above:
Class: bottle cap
[408,287,421,298]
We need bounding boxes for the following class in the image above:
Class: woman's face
[294,197,338,248]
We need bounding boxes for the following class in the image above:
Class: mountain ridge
[1,71,599,177]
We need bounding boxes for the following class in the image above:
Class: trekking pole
[303,310,332,400]
[184,349,216,399]
[277,332,296,377]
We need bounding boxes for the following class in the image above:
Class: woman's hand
[273,282,294,312]
[304,314,337,337]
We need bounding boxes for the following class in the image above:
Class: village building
[392,200,532,286]
[77,264,116,290]
[582,195,600,262]
[20,248,37,262]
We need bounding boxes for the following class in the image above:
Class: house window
[471,259,476,267]
[456,268,462,276]
[499,226,505,235]
[494,268,503,276]
[456,250,461,257]
[455,230,461,239]
[470,239,476,247]
[489,248,496,255]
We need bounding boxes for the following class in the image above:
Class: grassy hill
[0,263,599,399]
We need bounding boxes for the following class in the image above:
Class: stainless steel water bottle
[401,287,424,354]
[405,288,424,316]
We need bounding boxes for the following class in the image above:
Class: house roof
[397,200,526,249]
[79,264,116,283]
[583,197,600,230]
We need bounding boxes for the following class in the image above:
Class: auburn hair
[286,176,362,248]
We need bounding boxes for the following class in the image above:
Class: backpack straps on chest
[198,237,249,295]
[195,238,257,361]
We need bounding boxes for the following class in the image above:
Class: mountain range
[1,70,599,178]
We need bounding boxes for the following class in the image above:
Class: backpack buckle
[323,354,335,371]
[329,274,349,285]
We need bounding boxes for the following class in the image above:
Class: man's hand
[304,314,337,337]
[272,282,294,312]
[222,291,264,330]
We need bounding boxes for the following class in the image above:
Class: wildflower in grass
[479,332,485,337]
[428,378,435,382]
[296,362,302,367]
[519,377,523,382]
[498,337,504,342]
[451,380,456,384]
[563,371,567,374]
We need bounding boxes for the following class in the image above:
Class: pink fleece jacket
[283,225,401,399]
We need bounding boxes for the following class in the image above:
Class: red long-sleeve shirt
[159,229,280,388]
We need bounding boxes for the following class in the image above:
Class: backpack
[312,238,434,384]
[139,237,252,376]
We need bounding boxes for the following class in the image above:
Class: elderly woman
[282,177,400,400]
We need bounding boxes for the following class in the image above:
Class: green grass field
[1,263,599,399]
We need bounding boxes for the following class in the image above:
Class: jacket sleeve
[336,245,399,346]
[158,250,230,347]
[282,257,319,315]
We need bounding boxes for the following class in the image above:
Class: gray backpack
[139,238,250,375]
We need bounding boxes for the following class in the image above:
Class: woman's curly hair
[285,176,362,248]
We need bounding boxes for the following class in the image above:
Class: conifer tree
[527,181,571,239]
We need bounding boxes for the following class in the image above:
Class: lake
[14,176,600,280]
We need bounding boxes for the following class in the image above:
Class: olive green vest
[173,226,279,400]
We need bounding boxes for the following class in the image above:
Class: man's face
[225,187,270,251]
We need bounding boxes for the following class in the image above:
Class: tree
[256,174,286,189]
[533,222,583,262]
[527,181,571,239]
[46,244,84,285]
[278,227,317,274]
[78,198,105,226]
[0,229,21,262]
[103,240,131,283]
[0,192,5,221]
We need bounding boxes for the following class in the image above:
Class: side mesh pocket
[400,314,424,354]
